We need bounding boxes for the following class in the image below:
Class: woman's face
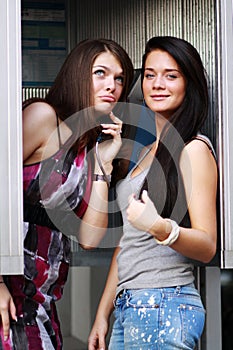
[142,49,186,119]
[92,51,124,115]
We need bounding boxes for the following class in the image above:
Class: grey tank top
[116,147,194,296]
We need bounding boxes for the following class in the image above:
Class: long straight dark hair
[45,38,134,150]
[140,36,209,226]
[46,38,134,119]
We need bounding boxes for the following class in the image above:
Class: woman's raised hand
[95,111,123,174]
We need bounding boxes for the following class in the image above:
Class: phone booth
[1,0,233,349]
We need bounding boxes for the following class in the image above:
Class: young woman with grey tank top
[88,36,218,350]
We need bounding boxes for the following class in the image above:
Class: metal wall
[72,0,217,142]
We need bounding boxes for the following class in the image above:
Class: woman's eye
[167,73,178,79]
[94,69,105,77]
[116,76,124,84]
[145,73,154,79]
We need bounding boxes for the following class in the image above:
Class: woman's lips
[99,95,116,102]
[151,94,169,100]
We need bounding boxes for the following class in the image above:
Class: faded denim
[108,284,205,349]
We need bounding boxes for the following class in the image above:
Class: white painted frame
[0,0,23,274]
[217,0,233,268]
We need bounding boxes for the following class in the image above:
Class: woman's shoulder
[23,101,59,137]
[181,134,218,177]
[23,101,56,121]
[184,133,216,160]
[23,101,61,164]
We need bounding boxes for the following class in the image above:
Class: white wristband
[154,219,180,246]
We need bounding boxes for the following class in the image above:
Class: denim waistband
[114,283,196,306]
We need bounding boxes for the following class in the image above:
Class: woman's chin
[94,102,114,115]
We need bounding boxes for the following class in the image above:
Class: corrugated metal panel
[182,0,217,141]
[76,0,146,68]
[74,0,217,141]
[146,0,183,38]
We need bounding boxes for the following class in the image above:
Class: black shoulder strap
[56,114,62,148]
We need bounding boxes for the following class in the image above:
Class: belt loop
[176,285,181,294]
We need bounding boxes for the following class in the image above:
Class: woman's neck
[155,113,168,140]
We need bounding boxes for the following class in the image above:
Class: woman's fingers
[109,111,122,125]
[1,310,10,341]
[9,299,17,322]
[101,118,122,136]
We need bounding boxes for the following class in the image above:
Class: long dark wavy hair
[140,36,209,226]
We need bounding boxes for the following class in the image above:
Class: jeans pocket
[180,302,206,348]
[126,289,161,309]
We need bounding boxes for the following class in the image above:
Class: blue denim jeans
[108,284,205,349]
